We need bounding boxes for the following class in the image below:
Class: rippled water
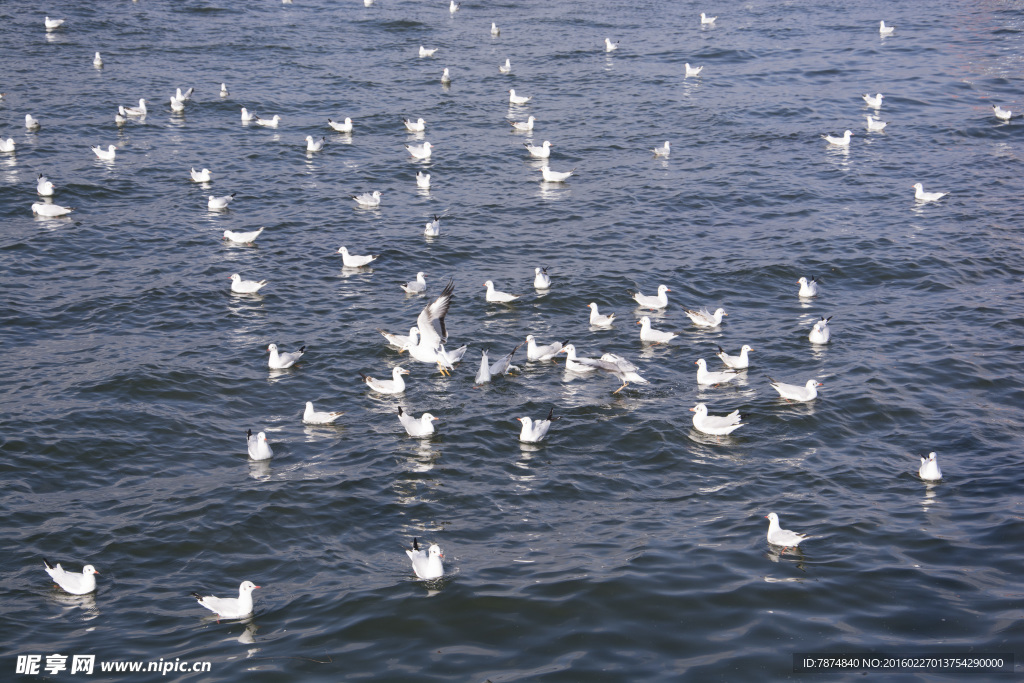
[2,0,1023,680]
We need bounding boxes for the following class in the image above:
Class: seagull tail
[190,592,203,601]
[43,558,54,570]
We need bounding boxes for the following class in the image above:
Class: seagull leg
[612,381,628,394]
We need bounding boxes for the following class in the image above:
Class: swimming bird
[43,560,98,595]
[304,401,343,425]
[695,358,739,386]
[993,105,1012,121]
[361,366,409,394]
[170,95,185,113]
[419,46,438,58]
[559,344,599,373]
[379,326,417,350]
[524,140,551,158]
[700,12,716,24]
[765,513,808,550]
[491,22,500,36]
[717,345,753,369]
[767,376,822,402]
[684,63,703,78]
[230,273,267,294]
[510,115,535,131]
[605,37,619,52]
[404,117,426,132]
[337,246,378,268]
[690,403,743,436]
[402,272,427,294]
[268,343,304,369]
[575,353,649,393]
[93,52,103,67]
[632,285,671,309]
[684,307,727,327]
[879,20,894,35]
[651,141,671,157]
[449,0,460,12]
[637,316,679,343]
[475,344,521,384]
[44,16,65,30]
[441,68,451,85]
[484,280,519,303]
[32,203,74,217]
[587,302,615,327]
[533,267,551,289]
[175,87,194,102]
[508,89,532,105]
[0,138,14,152]
[919,452,942,481]
[809,316,831,344]
[241,107,256,122]
[352,190,382,208]
[541,166,574,182]
[499,58,511,73]
[115,111,126,126]
[254,114,280,128]
[526,335,564,361]
[36,174,55,196]
[223,227,264,244]
[406,538,444,579]
[92,144,116,161]
[304,135,324,152]
[123,99,147,117]
[406,141,433,159]
[865,115,888,131]
[220,83,229,97]
[417,172,431,190]
[518,407,558,442]
[208,193,235,210]
[913,183,947,202]
[862,92,883,109]
[797,276,818,297]
[424,215,440,235]
[822,130,852,146]
[398,407,438,437]
[190,167,212,183]
[192,581,259,619]
[25,114,41,130]
[328,117,353,133]
[246,429,273,460]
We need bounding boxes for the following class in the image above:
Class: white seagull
[304,135,325,152]
[684,63,703,78]
[424,214,440,235]
[822,130,852,146]
[510,115,535,131]
[690,403,743,436]
[267,343,305,369]
[475,345,521,384]
[208,193,235,210]
[406,538,444,579]
[605,38,619,52]
[254,114,280,128]
[220,83,229,97]
[651,141,671,157]
[809,316,831,344]
[518,407,558,443]
[684,307,727,327]
[92,144,116,161]
[491,22,500,36]
[632,284,671,309]
[508,89,532,105]
[93,52,103,67]
[484,280,519,303]
[700,12,716,25]
[352,190,382,208]
[419,46,438,58]
[192,581,260,619]
[25,114,41,130]
[765,513,809,550]
[559,344,598,373]
[190,167,212,183]
[865,115,888,131]
[417,172,432,190]
[575,353,649,393]
[43,560,98,595]
[717,345,753,369]
[993,105,1012,121]
[637,316,678,343]
[175,87,194,102]
[223,227,264,244]
[241,107,256,122]
[303,401,344,425]
[797,276,818,297]
[402,271,427,294]
[229,273,266,294]
[404,117,426,132]
[441,68,452,85]
[337,246,378,268]
[768,376,822,402]
[406,141,433,159]
[863,92,883,109]
[361,366,409,394]
[398,407,438,437]
[36,174,55,196]
[526,334,564,361]
[379,327,417,350]
[246,429,273,460]
[541,166,575,182]
[449,0,460,13]
[587,302,615,327]
[0,138,15,152]
[404,279,455,372]
[919,452,942,481]
[328,117,353,133]
[122,99,147,117]
[879,20,894,35]
[32,203,74,217]
[524,140,552,158]
[499,58,512,73]
[533,267,551,289]
[913,183,948,202]
[44,16,65,30]
[695,358,739,386]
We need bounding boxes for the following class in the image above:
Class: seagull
[632,284,671,309]
[25,114,41,130]
[525,335,564,361]
[879,20,894,35]
[304,135,325,152]
[208,192,236,210]
[441,68,452,85]
[533,267,551,289]
[575,353,649,393]
[684,307,727,327]
[406,538,443,579]
[524,140,551,158]
[220,83,229,97]
[246,429,273,460]
[175,87,194,102]
[36,174,55,196]
[406,141,433,159]
[559,344,598,373]
[191,581,260,619]
[717,345,753,369]
[684,63,703,78]
[695,358,740,386]
[865,115,888,131]
[491,22,500,36]
[508,89,532,105]
[230,273,267,294]
[123,99,147,116]
[337,246,378,268]
[404,332,466,376]
[379,326,417,350]
[190,167,212,183]
[404,117,426,132]
[768,376,822,402]
[402,272,427,294]
[993,105,1012,121]
[499,58,512,73]
[475,344,521,384]
[913,183,948,202]
[328,117,353,133]
[93,52,103,67]
[268,343,304,369]
[518,407,558,442]
[765,513,809,550]
[797,276,818,297]
[863,92,883,109]
[170,95,185,113]
[361,366,409,394]
[92,144,116,161]
[115,112,126,126]
[424,215,440,235]
[241,107,256,122]
[398,407,438,437]
[449,0,460,13]
[44,16,65,30]
[605,37,619,52]
[223,227,264,244]
[403,279,456,373]
[352,190,382,208]
[0,137,14,152]
[541,166,575,182]
[587,302,615,327]
[484,280,519,303]
[638,316,679,343]
[43,560,98,595]
[651,141,671,157]
[822,130,852,146]
[510,115,535,131]
[32,203,74,217]
[809,316,831,344]
[303,401,343,425]
[919,452,942,481]
[417,173,432,190]
[254,114,280,128]
[690,403,743,436]
[419,46,438,58]
[700,12,716,24]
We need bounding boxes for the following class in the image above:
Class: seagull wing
[416,278,454,347]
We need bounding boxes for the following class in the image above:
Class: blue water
[2,0,1023,680]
